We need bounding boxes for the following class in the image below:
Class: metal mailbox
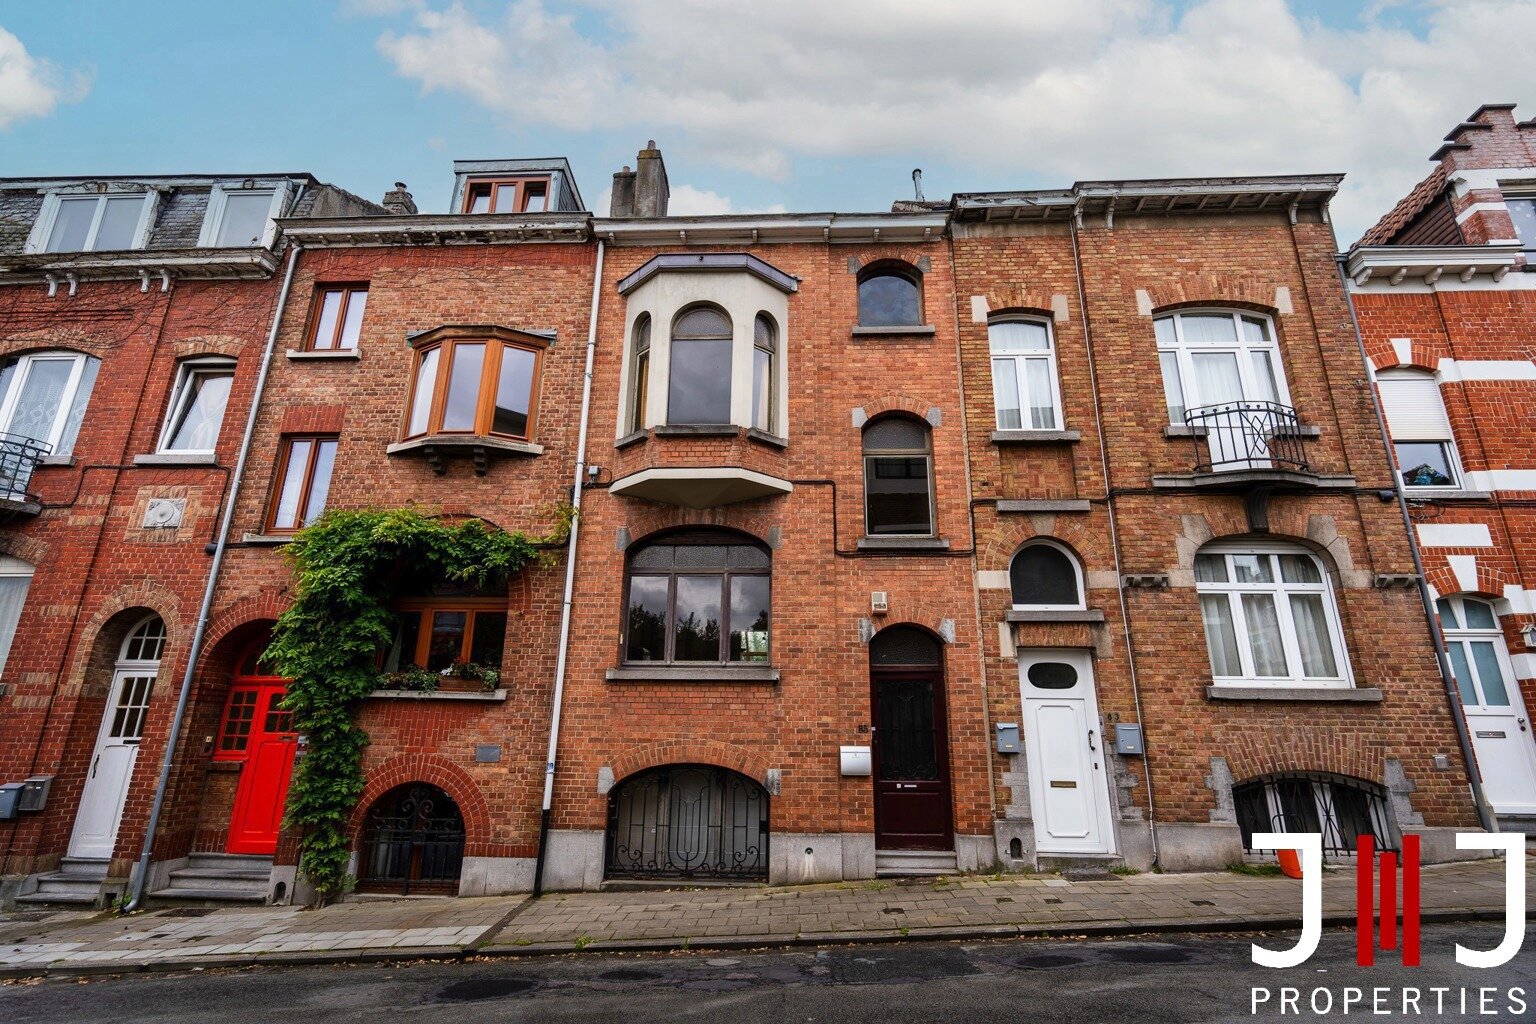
[1114,723,1145,756]
[839,745,872,776]
[995,722,1021,754]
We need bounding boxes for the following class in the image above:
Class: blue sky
[1,2,1529,242]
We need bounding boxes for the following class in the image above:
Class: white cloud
[369,0,1536,242]
[0,26,90,131]
[593,183,787,216]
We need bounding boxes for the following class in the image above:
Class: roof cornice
[617,252,799,295]
[0,248,280,291]
[276,213,591,247]
[955,175,1342,224]
[1343,243,1523,288]
[593,212,947,246]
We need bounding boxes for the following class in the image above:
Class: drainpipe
[1068,216,1161,868]
[533,238,604,896]
[1333,255,1494,834]
[123,240,304,911]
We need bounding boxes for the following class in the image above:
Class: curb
[0,907,1503,980]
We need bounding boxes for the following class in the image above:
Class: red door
[871,667,954,850]
[219,682,298,855]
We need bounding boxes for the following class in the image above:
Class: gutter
[123,237,305,910]
[532,238,604,896]
[1332,254,1496,834]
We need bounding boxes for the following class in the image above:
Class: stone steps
[149,852,273,906]
[15,857,114,907]
[874,849,959,877]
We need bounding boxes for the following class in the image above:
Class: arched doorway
[357,784,466,894]
[69,613,166,860]
[869,626,953,852]
[213,631,298,855]
[605,765,769,880]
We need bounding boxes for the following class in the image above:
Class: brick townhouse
[0,142,1489,907]
[0,172,381,905]
[1346,102,1536,835]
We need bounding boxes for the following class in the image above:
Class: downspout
[533,237,604,896]
[1068,215,1160,867]
[1333,255,1494,834]
[124,239,304,911]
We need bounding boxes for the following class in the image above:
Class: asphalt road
[2,923,1531,1023]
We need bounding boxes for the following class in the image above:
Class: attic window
[463,178,550,214]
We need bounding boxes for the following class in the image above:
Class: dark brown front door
[871,667,953,850]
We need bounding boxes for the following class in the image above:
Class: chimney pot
[382,181,417,216]
[634,140,669,218]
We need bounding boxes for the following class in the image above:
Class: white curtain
[0,570,34,676]
[1241,594,1288,676]
[1191,352,1243,406]
[1288,594,1339,677]
[1200,595,1241,676]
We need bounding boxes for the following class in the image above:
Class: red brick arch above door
[609,740,772,790]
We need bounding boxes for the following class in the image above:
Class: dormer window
[462,177,549,214]
[26,191,157,254]
[198,183,291,249]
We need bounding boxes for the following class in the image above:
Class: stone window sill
[240,533,295,546]
[286,349,361,361]
[850,325,937,339]
[1005,609,1105,623]
[990,430,1081,445]
[615,429,647,449]
[133,453,219,466]
[651,424,738,437]
[856,536,951,552]
[1205,685,1383,702]
[386,434,544,475]
[746,428,788,449]
[37,455,76,468]
[1403,488,1492,501]
[606,664,780,684]
[366,688,509,702]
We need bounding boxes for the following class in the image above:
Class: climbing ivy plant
[264,505,568,899]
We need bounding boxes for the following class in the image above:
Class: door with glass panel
[69,615,165,860]
[1155,311,1287,472]
[1018,649,1114,854]
[1439,596,1536,815]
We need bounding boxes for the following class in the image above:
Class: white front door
[68,669,154,859]
[1441,598,1536,815]
[1019,649,1115,854]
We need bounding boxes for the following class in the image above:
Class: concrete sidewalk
[1,857,1527,978]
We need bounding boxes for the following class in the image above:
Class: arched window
[1234,772,1394,856]
[1009,541,1083,609]
[668,306,733,425]
[1437,596,1516,710]
[857,264,922,327]
[870,624,942,666]
[606,765,769,880]
[624,530,771,665]
[989,318,1063,430]
[121,613,168,664]
[0,350,101,456]
[0,555,34,677]
[862,416,934,537]
[752,313,776,433]
[157,357,235,455]
[628,313,651,432]
[1153,309,1287,422]
[1195,545,1349,687]
[358,783,466,895]
[1377,368,1461,489]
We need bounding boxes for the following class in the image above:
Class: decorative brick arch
[858,394,939,425]
[871,614,956,650]
[348,754,491,851]
[1221,730,1386,788]
[66,583,187,690]
[0,331,115,360]
[1142,276,1283,314]
[622,506,774,549]
[982,287,1059,319]
[609,740,772,788]
[1363,346,1438,374]
[167,335,247,360]
[0,530,52,567]
[1422,560,1510,602]
[846,248,932,275]
[980,516,1101,573]
[204,592,292,656]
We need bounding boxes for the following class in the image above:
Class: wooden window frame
[392,598,508,669]
[264,435,339,533]
[861,416,937,538]
[856,261,924,327]
[620,533,772,666]
[461,176,552,215]
[303,284,369,352]
[402,332,544,443]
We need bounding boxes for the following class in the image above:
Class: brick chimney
[610,142,668,218]
[382,181,417,215]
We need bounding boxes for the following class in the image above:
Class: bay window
[1195,546,1350,688]
[405,332,542,442]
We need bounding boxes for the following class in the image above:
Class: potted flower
[438,660,501,693]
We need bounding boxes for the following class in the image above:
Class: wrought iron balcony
[1183,401,1310,475]
[0,433,51,514]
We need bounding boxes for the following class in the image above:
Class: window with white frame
[0,351,101,456]
[0,556,34,677]
[27,191,157,254]
[1376,368,1461,489]
[1195,546,1350,687]
[1154,310,1288,422]
[1009,540,1083,610]
[157,358,235,454]
[199,184,289,249]
[752,313,777,433]
[989,318,1063,430]
[1508,196,1536,255]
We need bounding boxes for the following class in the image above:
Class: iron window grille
[605,765,769,880]
[1234,772,1397,857]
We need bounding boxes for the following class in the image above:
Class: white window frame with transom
[989,316,1065,431]
[1154,309,1291,423]
[156,357,236,455]
[1194,544,1352,689]
[197,182,293,249]
[0,350,102,456]
[23,188,160,254]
